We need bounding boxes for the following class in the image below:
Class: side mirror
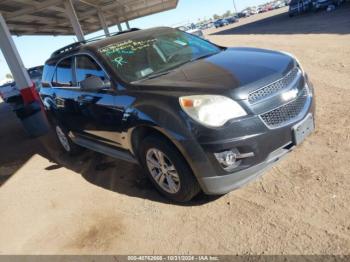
[80,75,107,91]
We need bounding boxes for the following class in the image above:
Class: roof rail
[50,42,83,57]
[50,28,141,58]
[111,28,141,36]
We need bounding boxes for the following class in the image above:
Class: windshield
[98,29,221,82]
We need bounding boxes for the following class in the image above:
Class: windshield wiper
[140,52,219,81]
[143,60,190,80]
[144,70,173,80]
[190,52,220,62]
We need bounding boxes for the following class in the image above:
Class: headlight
[179,95,247,127]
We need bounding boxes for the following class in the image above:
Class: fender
[124,99,214,182]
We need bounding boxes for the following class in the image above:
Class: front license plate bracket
[292,114,315,145]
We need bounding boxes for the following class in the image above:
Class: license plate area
[292,114,315,145]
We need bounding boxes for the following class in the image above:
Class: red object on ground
[20,83,40,105]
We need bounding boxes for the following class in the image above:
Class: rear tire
[139,135,201,202]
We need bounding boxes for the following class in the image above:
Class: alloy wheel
[55,126,71,152]
[146,148,181,194]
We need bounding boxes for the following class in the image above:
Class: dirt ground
[0,5,350,255]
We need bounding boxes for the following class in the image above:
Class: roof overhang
[0,0,179,36]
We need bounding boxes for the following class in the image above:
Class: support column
[0,13,31,92]
[0,13,49,137]
[125,21,130,30]
[64,0,85,42]
[117,23,122,32]
[97,10,110,36]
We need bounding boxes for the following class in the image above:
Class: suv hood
[135,47,296,94]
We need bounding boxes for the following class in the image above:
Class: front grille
[260,88,308,128]
[248,67,299,104]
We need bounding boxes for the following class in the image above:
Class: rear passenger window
[75,55,107,85]
[42,62,55,88]
[53,57,74,87]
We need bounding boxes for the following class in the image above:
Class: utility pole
[233,0,238,13]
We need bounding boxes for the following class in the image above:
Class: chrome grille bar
[248,67,299,104]
[260,87,310,128]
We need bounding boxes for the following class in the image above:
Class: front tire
[54,123,81,155]
[139,136,200,202]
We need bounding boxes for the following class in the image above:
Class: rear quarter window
[41,62,56,88]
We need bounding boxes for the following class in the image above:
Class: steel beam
[125,21,130,30]
[97,10,110,36]
[117,23,122,32]
[0,12,49,137]
[0,13,31,90]
[64,0,85,41]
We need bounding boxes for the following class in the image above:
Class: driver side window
[75,55,109,89]
[52,57,74,87]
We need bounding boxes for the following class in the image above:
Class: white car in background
[274,1,287,8]
[0,81,17,102]
[0,66,43,103]
[176,24,205,39]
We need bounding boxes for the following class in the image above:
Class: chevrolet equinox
[40,27,315,202]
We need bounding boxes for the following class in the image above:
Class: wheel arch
[129,125,185,160]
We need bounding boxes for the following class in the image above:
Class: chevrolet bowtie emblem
[282,88,299,101]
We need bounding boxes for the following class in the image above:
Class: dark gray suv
[40,27,315,202]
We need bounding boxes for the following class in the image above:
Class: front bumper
[200,141,293,195]
[177,84,315,195]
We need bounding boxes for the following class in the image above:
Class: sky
[0,0,268,80]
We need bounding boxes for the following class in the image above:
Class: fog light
[214,149,255,171]
[214,149,239,169]
[224,151,237,166]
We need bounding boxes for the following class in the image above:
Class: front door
[50,56,82,130]
[72,54,126,148]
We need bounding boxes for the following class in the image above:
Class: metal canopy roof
[0,0,178,36]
